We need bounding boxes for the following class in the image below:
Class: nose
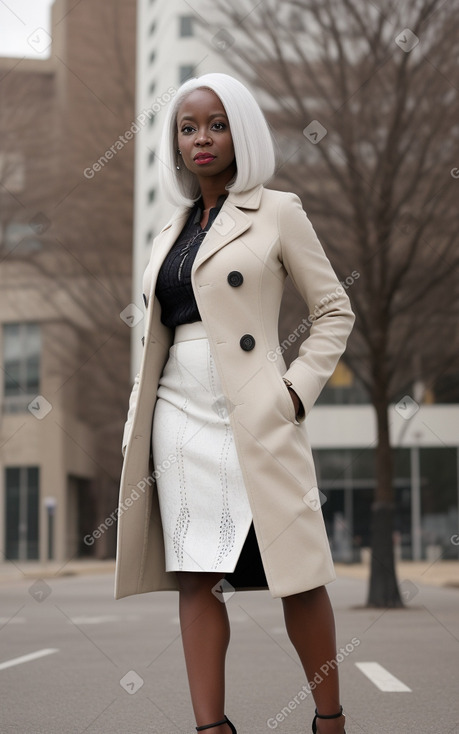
[195,127,212,145]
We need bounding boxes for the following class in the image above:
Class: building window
[3,323,41,413]
[179,16,194,37]
[179,64,195,84]
[148,188,156,204]
[4,466,39,560]
[4,221,42,255]
[0,151,25,193]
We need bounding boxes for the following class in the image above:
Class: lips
[194,153,216,164]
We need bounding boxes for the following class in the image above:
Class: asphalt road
[0,572,458,734]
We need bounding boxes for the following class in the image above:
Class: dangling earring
[176,150,182,170]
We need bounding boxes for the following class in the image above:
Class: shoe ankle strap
[196,716,229,731]
[314,705,344,720]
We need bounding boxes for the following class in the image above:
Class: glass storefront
[314,447,459,562]
[4,466,39,560]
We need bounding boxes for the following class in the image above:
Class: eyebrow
[178,112,228,123]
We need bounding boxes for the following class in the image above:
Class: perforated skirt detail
[152,321,253,572]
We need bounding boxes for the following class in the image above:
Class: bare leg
[176,571,232,734]
[282,586,346,734]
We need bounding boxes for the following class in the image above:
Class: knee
[176,571,223,597]
[282,584,327,606]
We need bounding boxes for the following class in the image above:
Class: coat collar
[147,184,264,300]
[224,184,263,210]
[161,183,264,231]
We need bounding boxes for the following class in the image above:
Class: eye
[180,124,195,134]
[212,121,227,131]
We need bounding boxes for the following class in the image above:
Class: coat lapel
[146,208,189,302]
[193,201,250,270]
[147,184,264,302]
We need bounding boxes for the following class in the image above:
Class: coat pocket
[273,369,300,425]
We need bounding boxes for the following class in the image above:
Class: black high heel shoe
[196,715,236,733]
[312,706,346,733]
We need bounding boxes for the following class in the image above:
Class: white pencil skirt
[152,320,253,573]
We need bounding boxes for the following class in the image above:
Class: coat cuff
[282,363,323,422]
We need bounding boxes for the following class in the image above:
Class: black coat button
[227,271,243,287]
[240,334,255,351]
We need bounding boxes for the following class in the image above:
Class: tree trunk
[367,395,403,607]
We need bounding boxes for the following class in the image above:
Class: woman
[115,72,354,734]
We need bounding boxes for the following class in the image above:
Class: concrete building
[0,0,136,564]
[0,52,96,562]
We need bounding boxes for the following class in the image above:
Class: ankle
[196,718,233,734]
[197,726,229,734]
[315,713,345,734]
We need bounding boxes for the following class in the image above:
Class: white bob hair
[157,72,276,206]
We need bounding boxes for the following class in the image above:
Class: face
[176,88,236,183]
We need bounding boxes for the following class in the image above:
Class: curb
[0,561,116,585]
[1,561,458,589]
[334,561,459,589]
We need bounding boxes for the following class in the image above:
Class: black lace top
[155,194,227,328]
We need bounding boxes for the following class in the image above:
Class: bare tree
[203,0,459,606]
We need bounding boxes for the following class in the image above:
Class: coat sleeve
[279,193,356,420]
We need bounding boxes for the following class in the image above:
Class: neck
[197,166,235,210]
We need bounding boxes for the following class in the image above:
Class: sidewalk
[0,558,458,588]
[0,558,116,584]
[334,560,459,589]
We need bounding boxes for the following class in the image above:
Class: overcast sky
[0,0,54,58]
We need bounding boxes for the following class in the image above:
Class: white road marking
[0,615,140,626]
[0,648,58,671]
[355,662,412,692]
[69,615,122,625]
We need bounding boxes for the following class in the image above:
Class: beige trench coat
[114,185,355,600]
